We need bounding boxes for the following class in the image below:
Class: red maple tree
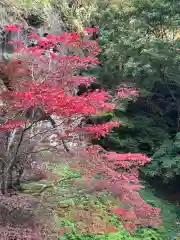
[0,24,161,233]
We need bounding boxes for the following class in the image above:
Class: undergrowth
[21,162,180,240]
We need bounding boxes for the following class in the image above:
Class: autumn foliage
[0,24,161,232]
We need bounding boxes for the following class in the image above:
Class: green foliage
[140,186,180,239]
[51,0,98,32]
[52,165,81,179]
[143,132,180,183]
[62,228,162,240]
[10,0,50,14]
[136,229,163,240]
[99,101,169,155]
[88,0,180,162]
[97,0,180,91]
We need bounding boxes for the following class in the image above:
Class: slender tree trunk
[1,159,5,194]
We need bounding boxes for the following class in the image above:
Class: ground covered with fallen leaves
[16,150,180,240]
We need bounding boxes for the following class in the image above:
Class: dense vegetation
[0,0,180,239]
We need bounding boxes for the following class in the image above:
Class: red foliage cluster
[0,120,26,130]
[81,122,120,138]
[117,87,139,100]
[0,24,161,232]
[76,145,161,230]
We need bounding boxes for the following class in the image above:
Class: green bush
[143,132,180,183]
[61,228,163,240]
